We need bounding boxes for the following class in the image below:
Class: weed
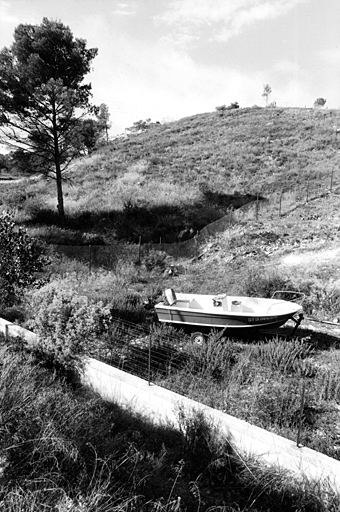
[249,376,309,430]
[316,366,340,402]
[253,336,314,374]
[184,333,236,381]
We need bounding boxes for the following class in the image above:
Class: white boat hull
[155,291,303,330]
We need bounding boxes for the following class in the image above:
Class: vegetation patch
[0,352,338,511]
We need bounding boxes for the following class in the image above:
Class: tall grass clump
[253,336,314,374]
[316,366,340,402]
[248,375,311,431]
[184,332,237,381]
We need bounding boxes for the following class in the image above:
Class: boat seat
[163,288,177,306]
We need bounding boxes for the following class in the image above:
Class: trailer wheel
[191,332,206,344]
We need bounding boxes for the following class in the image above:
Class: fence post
[193,231,199,257]
[306,179,310,203]
[278,189,283,218]
[138,236,142,265]
[148,332,152,386]
[296,379,306,447]
[255,193,259,221]
[89,245,92,274]
[5,324,8,342]
[227,206,233,240]
[330,167,334,192]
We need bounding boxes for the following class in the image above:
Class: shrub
[26,284,112,371]
[243,267,294,298]
[126,118,152,133]
[301,282,340,319]
[110,292,149,324]
[215,105,227,116]
[0,210,47,306]
[227,102,239,109]
[142,249,171,272]
[314,98,326,108]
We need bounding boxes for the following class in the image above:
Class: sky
[1,0,340,135]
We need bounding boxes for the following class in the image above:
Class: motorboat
[155,289,303,337]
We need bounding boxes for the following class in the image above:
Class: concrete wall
[0,317,37,344]
[82,357,340,494]
[1,317,340,494]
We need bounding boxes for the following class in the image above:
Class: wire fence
[85,314,313,400]
[88,317,197,384]
[49,168,340,265]
[87,316,300,386]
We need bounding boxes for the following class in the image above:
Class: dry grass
[2,352,337,511]
[4,106,340,245]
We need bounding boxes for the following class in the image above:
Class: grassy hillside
[2,105,340,245]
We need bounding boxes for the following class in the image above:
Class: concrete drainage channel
[1,317,340,496]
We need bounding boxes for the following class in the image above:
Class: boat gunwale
[154,301,302,318]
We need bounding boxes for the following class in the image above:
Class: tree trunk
[56,161,65,227]
[52,99,66,227]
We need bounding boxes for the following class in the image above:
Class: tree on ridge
[97,103,111,144]
[0,18,98,227]
[262,84,272,107]
[313,98,327,108]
